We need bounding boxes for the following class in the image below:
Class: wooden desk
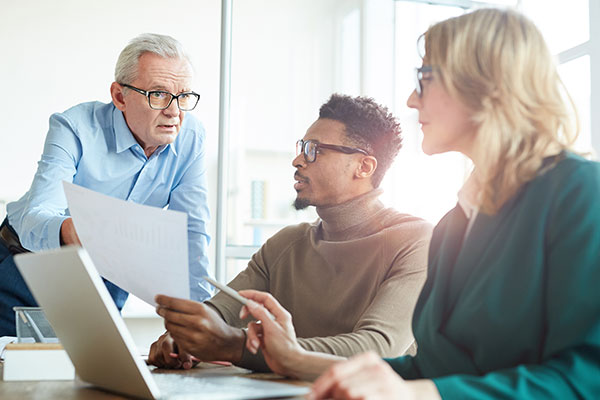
[0,361,310,400]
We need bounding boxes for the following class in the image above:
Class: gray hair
[114,33,191,84]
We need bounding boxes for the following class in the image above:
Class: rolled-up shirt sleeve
[8,112,81,251]
[8,102,214,304]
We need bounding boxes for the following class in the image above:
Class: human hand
[147,331,199,369]
[60,218,81,246]
[238,289,306,377]
[310,352,432,400]
[155,295,246,363]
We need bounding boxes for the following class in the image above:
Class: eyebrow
[153,88,195,96]
[146,84,193,93]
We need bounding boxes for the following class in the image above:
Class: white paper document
[63,182,189,304]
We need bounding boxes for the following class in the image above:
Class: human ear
[355,156,377,179]
[110,82,126,111]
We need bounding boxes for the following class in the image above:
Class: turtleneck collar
[315,188,385,241]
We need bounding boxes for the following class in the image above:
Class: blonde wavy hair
[423,8,579,214]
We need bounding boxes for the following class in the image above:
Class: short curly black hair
[319,94,402,188]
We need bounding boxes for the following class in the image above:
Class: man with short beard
[149,94,432,372]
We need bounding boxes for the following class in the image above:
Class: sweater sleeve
[205,246,270,327]
[204,235,274,372]
[432,161,600,399]
[296,221,431,358]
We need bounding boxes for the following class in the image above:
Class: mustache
[294,171,309,182]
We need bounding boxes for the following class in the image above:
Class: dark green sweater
[387,152,600,399]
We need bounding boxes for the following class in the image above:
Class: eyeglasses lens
[415,69,422,96]
[306,141,317,162]
[177,94,198,111]
[296,141,303,157]
[148,92,172,109]
[295,140,319,163]
[148,92,199,111]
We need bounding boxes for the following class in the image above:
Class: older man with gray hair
[0,33,212,335]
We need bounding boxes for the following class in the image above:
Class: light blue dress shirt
[7,101,213,301]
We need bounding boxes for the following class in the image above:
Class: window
[558,56,591,151]
[384,0,594,224]
[521,0,592,153]
[217,0,596,282]
[223,0,349,281]
[388,1,468,224]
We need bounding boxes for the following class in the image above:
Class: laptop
[14,246,309,399]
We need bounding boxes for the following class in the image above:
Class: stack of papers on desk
[63,182,190,304]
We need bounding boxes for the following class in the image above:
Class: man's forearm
[224,327,247,363]
[202,302,247,364]
[60,218,81,246]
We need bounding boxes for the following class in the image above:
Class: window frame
[214,0,598,283]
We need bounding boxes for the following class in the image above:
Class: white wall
[226,0,352,251]
[0,0,222,275]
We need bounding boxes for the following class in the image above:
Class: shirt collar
[168,140,178,156]
[113,107,138,154]
[457,172,480,220]
[112,106,178,156]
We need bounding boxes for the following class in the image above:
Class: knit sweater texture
[206,189,432,371]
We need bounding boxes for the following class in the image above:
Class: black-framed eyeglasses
[120,83,200,111]
[296,139,369,163]
[415,66,433,97]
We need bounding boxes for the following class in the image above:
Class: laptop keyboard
[152,373,308,400]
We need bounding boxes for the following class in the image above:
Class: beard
[293,196,311,210]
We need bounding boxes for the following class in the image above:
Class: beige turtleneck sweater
[206,189,432,371]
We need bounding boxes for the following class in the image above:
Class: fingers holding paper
[154,295,246,364]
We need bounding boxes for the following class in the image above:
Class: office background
[1,0,597,336]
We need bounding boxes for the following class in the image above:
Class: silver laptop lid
[15,246,160,399]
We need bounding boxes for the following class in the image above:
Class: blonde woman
[236,8,600,399]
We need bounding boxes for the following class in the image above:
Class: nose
[292,152,306,168]
[162,98,181,118]
[406,89,420,109]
